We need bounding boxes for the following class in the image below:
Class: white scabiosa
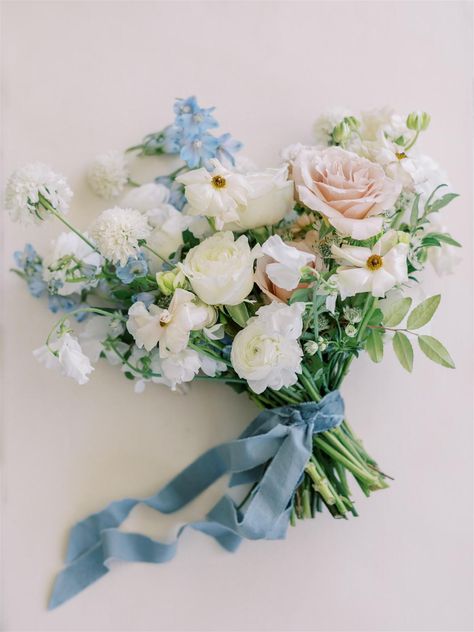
[90,207,151,266]
[231,302,305,394]
[180,231,260,305]
[331,230,408,299]
[33,332,94,385]
[5,162,73,224]
[42,232,103,296]
[87,150,129,199]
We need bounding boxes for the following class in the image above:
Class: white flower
[126,288,214,356]
[260,235,315,291]
[87,151,129,199]
[33,332,93,385]
[145,205,191,271]
[425,217,462,276]
[177,159,250,229]
[79,314,126,364]
[5,162,73,224]
[313,107,354,146]
[231,302,305,394]
[121,182,170,212]
[42,232,103,296]
[232,155,258,174]
[90,207,151,266]
[280,143,309,163]
[180,231,260,305]
[226,166,294,230]
[403,154,450,204]
[331,231,408,299]
[160,348,226,390]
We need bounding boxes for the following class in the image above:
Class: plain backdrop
[1,1,473,631]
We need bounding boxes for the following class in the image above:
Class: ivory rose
[292,147,401,240]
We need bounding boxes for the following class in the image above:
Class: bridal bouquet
[7,97,460,608]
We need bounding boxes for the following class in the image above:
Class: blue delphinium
[131,291,155,308]
[155,176,187,211]
[13,244,47,298]
[180,134,219,169]
[215,133,243,167]
[115,253,148,284]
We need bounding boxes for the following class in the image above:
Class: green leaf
[226,303,250,328]
[368,308,384,326]
[418,335,455,368]
[366,329,384,363]
[393,332,413,372]
[428,192,459,213]
[429,232,462,247]
[289,288,311,304]
[383,297,412,327]
[407,295,441,330]
[410,194,421,227]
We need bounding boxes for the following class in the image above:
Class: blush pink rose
[292,146,401,240]
[255,236,323,303]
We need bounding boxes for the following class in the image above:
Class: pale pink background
[1,1,473,631]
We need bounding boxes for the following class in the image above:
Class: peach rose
[292,147,401,240]
[255,237,323,303]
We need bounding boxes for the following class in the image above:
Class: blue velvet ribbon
[48,390,344,609]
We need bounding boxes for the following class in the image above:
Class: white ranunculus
[231,302,305,394]
[34,332,94,385]
[261,235,315,291]
[126,288,214,356]
[226,166,294,230]
[180,231,260,306]
[42,232,103,296]
[177,159,250,229]
[331,230,408,299]
[121,182,170,212]
[90,207,151,266]
[87,151,129,200]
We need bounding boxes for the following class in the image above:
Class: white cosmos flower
[231,302,305,394]
[225,166,294,230]
[5,162,73,224]
[261,235,315,291]
[121,182,170,212]
[33,332,94,385]
[180,231,260,305]
[331,231,408,299]
[90,207,151,266]
[177,159,250,229]
[42,232,103,296]
[87,150,129,199]
[126,288,215,356]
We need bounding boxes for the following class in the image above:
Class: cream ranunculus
[226,166,294,230]
[180,231,260,305]
[292,147,401,240]
[230,302,305,394]
[331,230,408,299]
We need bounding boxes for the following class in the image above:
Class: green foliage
[366,329,384,363]
[406,295,441,330]
[382,297,412,327]
[392,332,413,372]
[418,335,455,368]
[226,303,250,328]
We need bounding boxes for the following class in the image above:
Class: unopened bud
[406,111,431,132]
[332,120,351,144]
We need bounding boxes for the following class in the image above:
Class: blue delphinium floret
[115,253,148,284]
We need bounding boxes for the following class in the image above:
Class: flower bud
[156,268,186,295]
[344,116,360,131]
[332,121,351,144]
[304,340,319,356]
[345,324,357,338]
[397,231,411,245]
[406,111,431,132]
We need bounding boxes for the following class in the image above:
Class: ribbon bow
[49,390,344,609]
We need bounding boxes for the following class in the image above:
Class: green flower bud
[156,268,187,295]
[332,120,351,144]
[344,116,360,131]
[406,111,431,132]
[397,231,411,245]
[304,340,319,356]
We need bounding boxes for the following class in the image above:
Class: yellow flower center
[211,175,227,189]
[395,151,407,160]
[366,254,383,271]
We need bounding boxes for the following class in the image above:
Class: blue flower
[115,253,148,284]
[162,125,182,154]
[48,293,81,314]
[173,96,201,117]
[131,292,155,308]
[13,243,47,298]
[180,133,219,169]
[28,276,47,298]
[215,133,243,167]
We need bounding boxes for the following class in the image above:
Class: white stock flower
[126,288,214,356]
[90,207,151,266]
[42,232,103,296]
[87,151,129,199]
[5,162,73,224]
[313,107,353,146]
[180,231,260,305]
[121,182,170,212]
[331,231,408,299]
[261,235,315,291]
[226,166,294,230]
[231,302,305,394]
[177,159,250,229]
[33,332,94,385]
[426,217,462,276]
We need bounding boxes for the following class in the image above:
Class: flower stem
[39,195,99,253]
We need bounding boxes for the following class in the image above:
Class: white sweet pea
[331,231,408,299]
[160,348,227,390]
[177,159,250,229]
[79,314,126,364]
[145,205,191,270]
[34,332,94,385]
[126,289,215,356]
[180,231,260,305]
[121,182,171,212]
[261,235,315,291]
[426,217,462,276]
[231,302,305,394]
[226,166,294,230]
[42,232,103,296]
